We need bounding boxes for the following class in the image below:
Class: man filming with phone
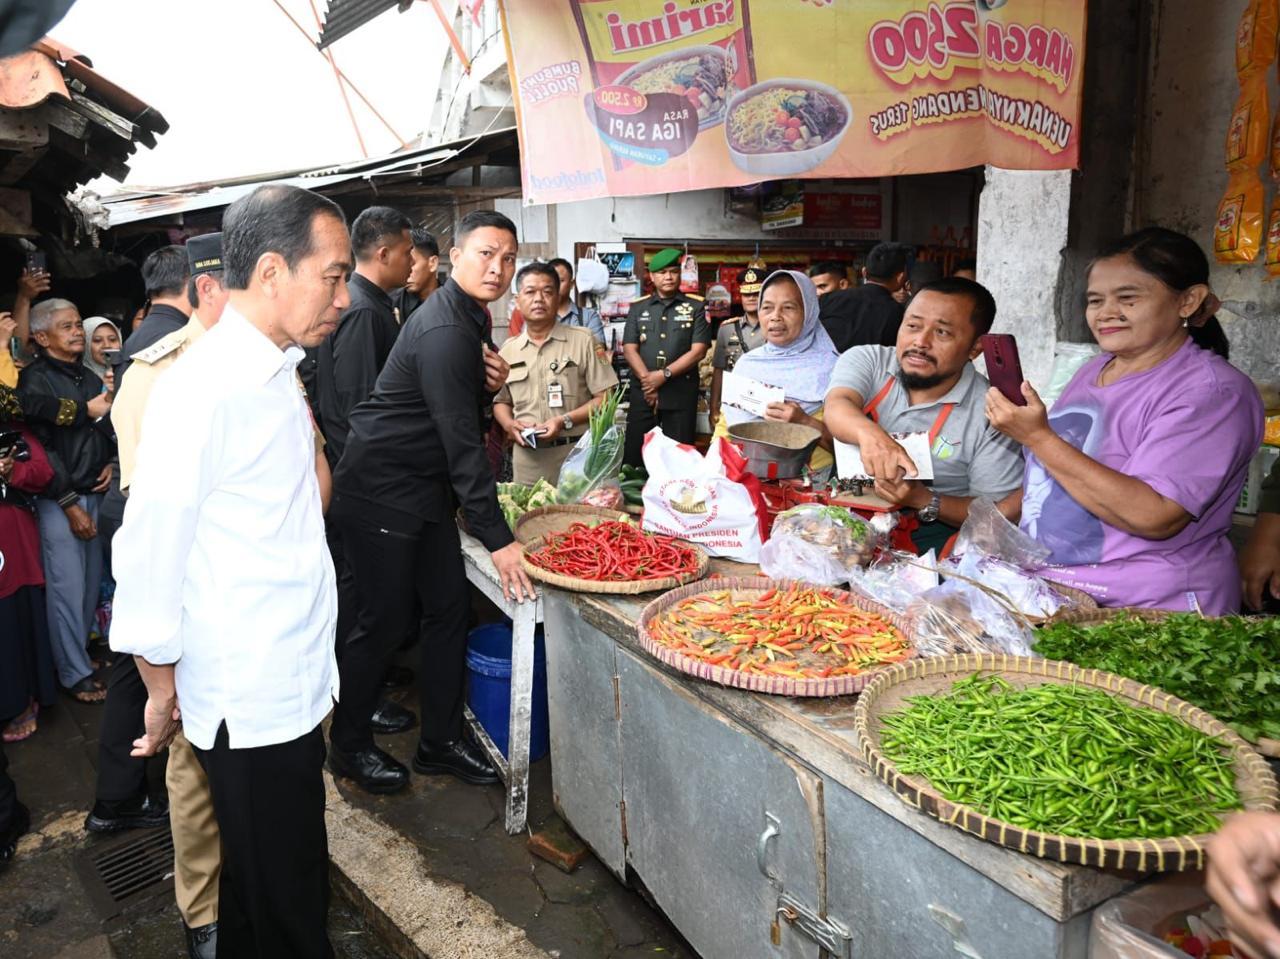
[824,277,1024,555]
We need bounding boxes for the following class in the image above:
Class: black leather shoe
[85,794,169,833]
[184,921,217,959]
[380,664,414,689]
[370,700,416,735]
[328,745,409,794]
[413,737,499,785]
[0,801,30,864]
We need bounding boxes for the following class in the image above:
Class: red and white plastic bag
[640,430,766,563]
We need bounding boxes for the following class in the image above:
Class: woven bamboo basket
[521,534,708,595]
[855,654,1280,872]
[638,577,912,697]
[514,505,633,545]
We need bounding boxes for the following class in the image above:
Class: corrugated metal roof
[99,127,520,227]
[317,0,405,50]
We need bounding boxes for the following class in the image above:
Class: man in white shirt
[111,183,352,958]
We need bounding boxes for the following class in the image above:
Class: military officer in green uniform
[622,248,711,467]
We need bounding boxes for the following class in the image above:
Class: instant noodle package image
[1266,194,1280,276]
[1236,0,1279,81]
[1226,76,1269,172]
[501,0,1088,204]
[1215,171,1264,264]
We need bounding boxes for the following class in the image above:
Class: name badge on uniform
[548,382,564,409]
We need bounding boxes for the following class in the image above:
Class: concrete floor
[0,680,394,958]
[333,693,693,958]
[1,645,694,958]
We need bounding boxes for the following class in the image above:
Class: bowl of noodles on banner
[616,45,735,131]
[726,78,852,177]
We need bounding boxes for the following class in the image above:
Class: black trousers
[623,396,697,467]
[194,723,331,959]
[0,740,15,834]
[324,516,358,662]
[94,651,149,802]
[329,505,469,755]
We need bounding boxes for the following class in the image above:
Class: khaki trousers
[512,442,575,487]
[167,730,221,927]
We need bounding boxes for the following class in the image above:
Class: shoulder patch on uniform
[132,334,184,365]
[684,293,704,302]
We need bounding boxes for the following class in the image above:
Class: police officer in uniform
[709,265,768,428]
[493,262,618,485]
[622,248,710,467]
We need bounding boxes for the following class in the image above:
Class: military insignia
[675,303,694,316]
[744,269,760,284]
[134,336,184,365]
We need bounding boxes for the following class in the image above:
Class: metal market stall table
[541,583,1145,959]
[460,532,543,834]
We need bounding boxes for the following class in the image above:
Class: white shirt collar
[219,304,304,384]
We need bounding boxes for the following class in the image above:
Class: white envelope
[834,430,935,481]
[722,371,785,420]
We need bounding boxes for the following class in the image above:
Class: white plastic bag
[641,430,763,563]
[1042,341,1100,408]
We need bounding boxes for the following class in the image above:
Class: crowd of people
[1,186,1280,958]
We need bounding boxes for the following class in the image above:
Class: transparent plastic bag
[846,549,939,614]
[941,552,1069,619]
[952,497,1049,568]
[556,424,624,504]
[1089,874,1224,959]
[905,578,1036,658]
[759,504,888,585]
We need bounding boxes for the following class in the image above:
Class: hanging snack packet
[679,253,700,294]
[1215,171,1265,264]
[1237,0,1280,81]
[1226,76,1269,172]
[1266,193,1280,276]
[1270,104,1280,179]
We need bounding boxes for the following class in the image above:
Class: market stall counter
[539,556,1145,959]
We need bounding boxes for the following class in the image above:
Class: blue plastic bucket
[466,623,549,762]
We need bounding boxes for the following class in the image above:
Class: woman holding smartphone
[986,227,1260,614]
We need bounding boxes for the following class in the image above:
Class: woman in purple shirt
[986,228,1262,615]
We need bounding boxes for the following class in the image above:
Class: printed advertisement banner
[500,0,1086,205]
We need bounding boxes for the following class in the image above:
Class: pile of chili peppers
[646,586,910,680]
[880,675,1242,840]
[526,521,701,582]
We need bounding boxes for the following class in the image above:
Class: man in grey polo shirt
[825,276,1023,554]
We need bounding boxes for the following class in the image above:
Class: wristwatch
[917,489,941,524]
[562,414,574,432]
[662,368,672,380]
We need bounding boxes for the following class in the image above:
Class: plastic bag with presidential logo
[640,429,766,563]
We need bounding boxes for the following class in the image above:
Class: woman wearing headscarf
[81,317,122,383]
[79,317,123,631]
[0,384,57,741]
[716,270,839,474]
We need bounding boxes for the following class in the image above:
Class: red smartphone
[980,334,1026,406]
